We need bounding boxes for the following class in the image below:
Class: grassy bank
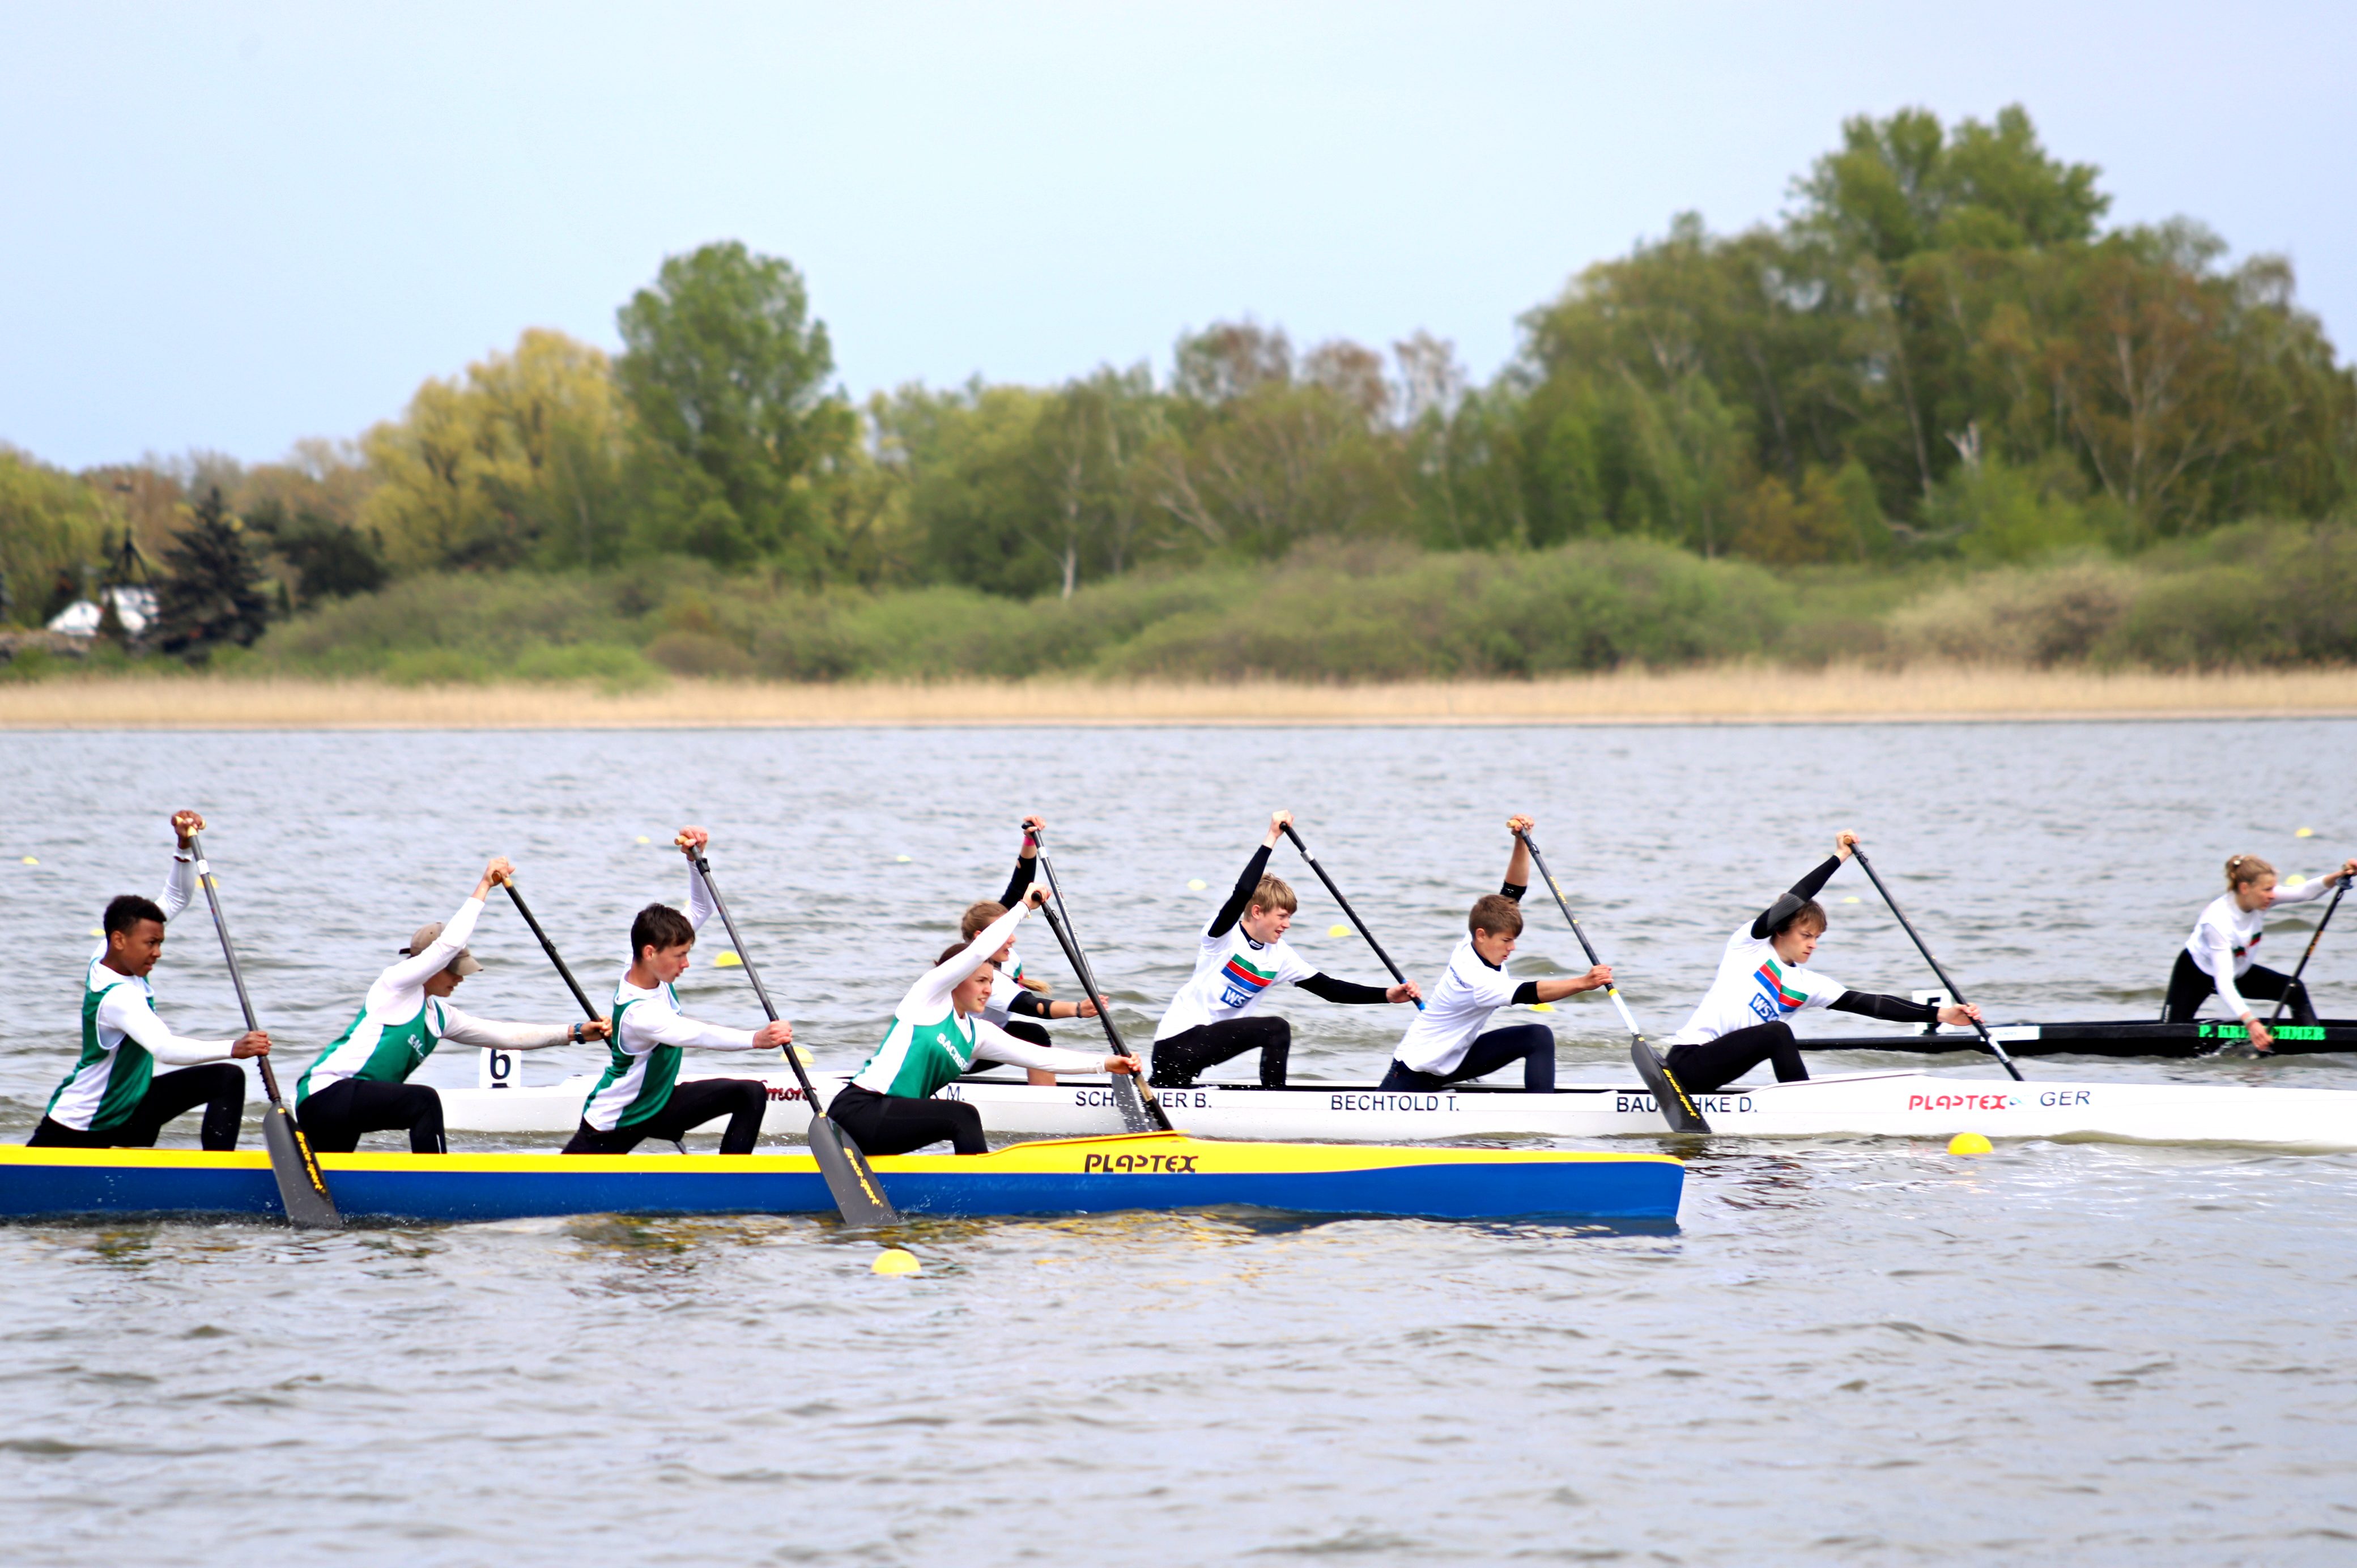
[8,524,2357,693]
[3,665,2352,729]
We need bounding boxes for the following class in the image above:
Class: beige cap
[402,921,483,976]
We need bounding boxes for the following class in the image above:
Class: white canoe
[439,1062,2357,1152]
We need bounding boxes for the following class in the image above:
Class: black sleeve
[1298,973,1393,1004]
[998,850,1036,908]
[1827,990,1938,1024]
[1500,881,1527,902]
[1510,980,1542,1006]
[1207,844,1274,939]
[1752,855,1843,939]
[1007,989,1053,1019]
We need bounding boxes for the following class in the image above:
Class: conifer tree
[155,488,271,657]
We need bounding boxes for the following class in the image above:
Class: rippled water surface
[2,721,2354,1565]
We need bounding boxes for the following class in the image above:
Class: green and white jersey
[580,860,767,1131]
[50,956,238,1131]
[293,894,567,1104]
[851,902,1103,1098]
[47,850,232,1132]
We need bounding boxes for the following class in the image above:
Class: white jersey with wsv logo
[1670,923,1846,1045]
[1154,926,1316,1041]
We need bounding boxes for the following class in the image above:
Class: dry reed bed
[3,666,2355,729]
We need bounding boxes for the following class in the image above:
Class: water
[1,719,2353,1565]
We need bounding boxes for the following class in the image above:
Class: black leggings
[1150,1017,1291,1088]
[299,1077,446,1154]
[561,1077,770,1156]
[1663,1020,1810,1095]
[28,1063,248,1151]
[1379,1023,1557,1093]
[2163,950,2315,1025]
[828,1083,988,1156]
[963,1019,1050,1075]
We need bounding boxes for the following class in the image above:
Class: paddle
[185,832,341,1229]
[1514,828,1709,1135]
[1848,844,2025,1083]
[1278,823,1423,1011]
[501,874,689,1150]
[683,843,897,1225]
[2266,877,2347,1032]
[1026,825,1171,1134]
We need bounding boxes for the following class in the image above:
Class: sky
[3,1,2352,471]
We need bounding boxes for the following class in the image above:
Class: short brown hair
[1250,875,1297,915]
[961,900,1006,940]
[1773,899,1828,938]
[1468,894,1524,939]
[631,903,695,958]
[2226,854,2276,889]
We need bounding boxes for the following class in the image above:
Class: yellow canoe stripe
[0,1135,1678,1178]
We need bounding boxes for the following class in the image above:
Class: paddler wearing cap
[294,856,608,1153]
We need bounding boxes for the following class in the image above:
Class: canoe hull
[442,1068,2357,1151]
[0,1136,1683,1225]
[1801,1019,2357,1057]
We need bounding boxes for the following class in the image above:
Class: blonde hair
[2225,854,2277,889]
[1250,875,1298,916]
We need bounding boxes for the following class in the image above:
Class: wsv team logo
[1748,959,1806,1022]
[1219,955,1277,1011]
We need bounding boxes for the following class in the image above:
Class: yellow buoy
[1530,1002,1555,1012]
[1841,896,1860,904]
[20,856,37,866]
[88,928,104,938]
[1187,879,1207,891]
[790,1045,813,1064]
[872,1248,921,1276]
[1328,923,1351,938]
[714,951,743,968]
[2297,826,2316,838]
[896,855,912,864]
[1947,1132,1993,1156]
[636,836,651,845]
[2286,874,2309,890]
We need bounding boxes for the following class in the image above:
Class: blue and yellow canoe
[0,1134,1681,1224]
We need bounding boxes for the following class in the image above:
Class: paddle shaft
[502,878,599,1021]
[186,833,285,1106]
[1028,830,1171,1132]
[1278,824,1421,1009]
[2269,879,2347,1028]
[688,849,897,1224]
[185,833,339,1226]
[1848,845,2024,1082]
[1514,831,1648,1041]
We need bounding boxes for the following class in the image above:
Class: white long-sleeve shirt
[49,850,239,1132]
[852,901,1107,1097]
[581,860,775,1131]
[2185,880,2332,1018]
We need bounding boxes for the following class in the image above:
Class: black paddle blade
[261,1106,341,1229]
[1630,1041,1712,1135]
[807,1115,898,1225]
[1112,1075,1170,1134]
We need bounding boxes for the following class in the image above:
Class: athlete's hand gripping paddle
[2265,876,2346,1037]
[1848,843,2025,1083]
[186,832,340,1229]
[1278,823,1423,1011]
[1027,825,1172,1134]
[1514,828,1709,1135]
[683,843,897,1225]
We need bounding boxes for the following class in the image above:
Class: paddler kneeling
[1662,831,1982,1094]
[564,827,791,1155]
[1380,815,1613,1093]
[295,855,609,1154]
[832,884,1142,1155]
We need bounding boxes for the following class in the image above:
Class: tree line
[3,104,2352,651]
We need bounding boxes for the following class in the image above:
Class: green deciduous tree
[616,242,855,576]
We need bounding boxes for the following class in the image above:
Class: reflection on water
[0,721,2354,1563]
